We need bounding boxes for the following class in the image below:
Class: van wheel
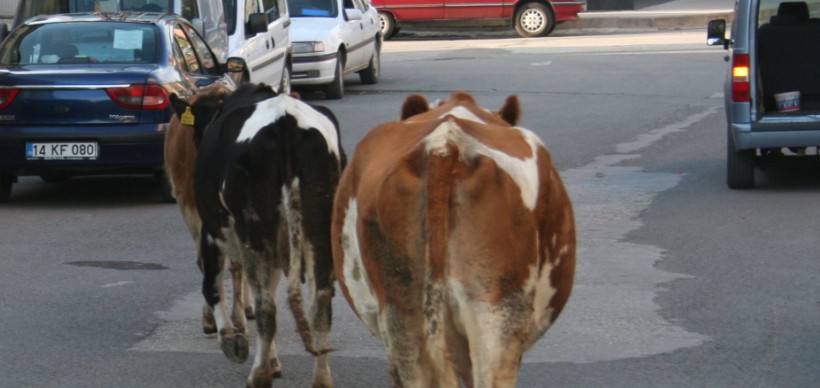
[727,131,756,189]
[514,2,555,38]
[359,41,380,85]
[325,53,344,100]
[0,176,13,203]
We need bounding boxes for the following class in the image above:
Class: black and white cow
[170,83,345,387]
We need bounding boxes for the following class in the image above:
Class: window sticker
[113,29,143,50]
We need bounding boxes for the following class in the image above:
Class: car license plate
[26,142,98,160]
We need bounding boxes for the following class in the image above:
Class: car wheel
[0,176,13,203]
[727,130,756,189]
[325,53,344,100]
[379,12,397,40]
[514,2,555,38]
[279,65,291,95]
[359,41,380,85]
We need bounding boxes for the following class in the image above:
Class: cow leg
[201,232,249,363]
[229,258,249,335]
[369,303,428,388]
[243,273,256,319]
[285,181,333,387]
[245,258,283,388]
[463,305,526,388]
[196,250,218,335]
[307,275,333,387]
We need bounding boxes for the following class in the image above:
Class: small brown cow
[331,92,575,387]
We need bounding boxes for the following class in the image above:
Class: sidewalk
[557,0,735,33]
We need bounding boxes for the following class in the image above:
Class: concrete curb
[556,11,734,32]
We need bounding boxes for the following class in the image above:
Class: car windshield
[287,0,337,17]
[0,21,158,65]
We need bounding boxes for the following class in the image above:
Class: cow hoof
[271,357,283,378]
[246,371,273,388]
[245,307,255,320]
[219,330,249,363]
[202,305,217,335]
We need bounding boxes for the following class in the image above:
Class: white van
[11,0,229,61]
[223,0,292,93]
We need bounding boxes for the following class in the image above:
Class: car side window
[181,23,218,73]
[353,0,368,11]
[172,25,201,74]
[262,0,280,22]
[245,0,262,20]
[180,0,200,21]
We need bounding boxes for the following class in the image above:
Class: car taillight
[732,54,750,103]
[106,84,169,110]
[0,88,20,110]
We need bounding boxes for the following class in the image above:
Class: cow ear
[169,94,190,117]
[401,94,429,120]
[498,95,521,126]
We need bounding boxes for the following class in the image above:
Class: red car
[372,0,586,38]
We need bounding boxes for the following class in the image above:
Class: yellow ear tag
[181,107,195,126]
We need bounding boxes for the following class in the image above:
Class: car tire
[727,130,756,189]
[0,176,13,203]
[514,2,555,38]
[379,12,397,40]
[279,65,291,95]
[325,53,345,100]
[359,41,380,85]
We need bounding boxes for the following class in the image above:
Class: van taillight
[106,84,169,110]
[0,88,20,110]
[732,54,750,103]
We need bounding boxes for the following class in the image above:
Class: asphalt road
[0,30,818,387]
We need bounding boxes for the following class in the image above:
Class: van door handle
[271,38,276,48]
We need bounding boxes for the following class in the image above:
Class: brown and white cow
[164,82,255,340]
[170,83,345,387]
[331,92,575,387]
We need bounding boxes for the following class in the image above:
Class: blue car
[0,12,241,202]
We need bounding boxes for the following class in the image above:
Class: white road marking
[101,281,133,288]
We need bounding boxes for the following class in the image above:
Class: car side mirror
[225,57,247,74]
[247,13,269,35]
[345,9,363,21]
[707,19,728,49]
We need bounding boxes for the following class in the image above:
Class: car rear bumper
[554,2,587,23]
[0,123,165,177]
[732,122,820,150]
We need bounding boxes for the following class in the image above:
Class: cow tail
[283,180,331,357]
[423,143,457,350]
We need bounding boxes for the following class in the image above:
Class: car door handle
[271,38,275,48]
